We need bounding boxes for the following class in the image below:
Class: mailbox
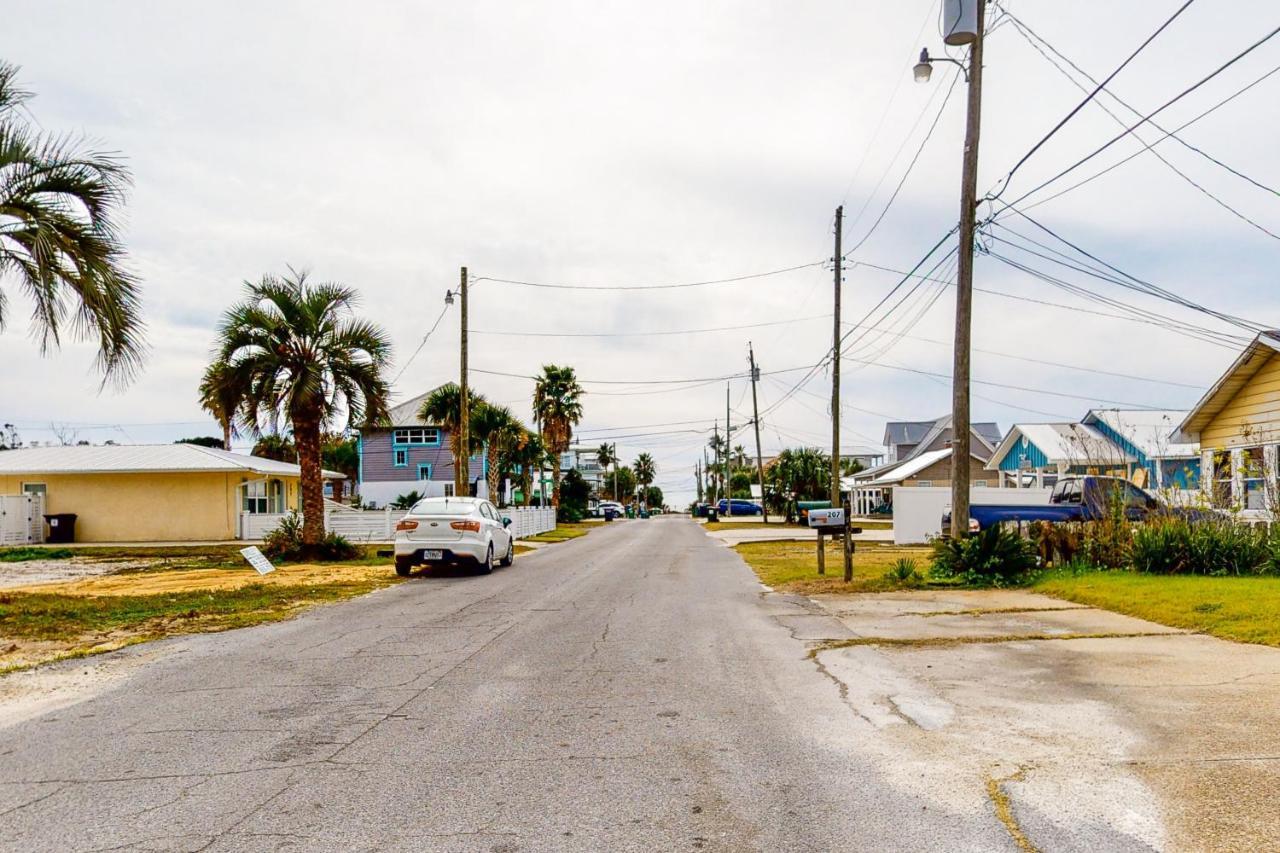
[807,508,846,528]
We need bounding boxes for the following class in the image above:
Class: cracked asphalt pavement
[0,517,1015,852]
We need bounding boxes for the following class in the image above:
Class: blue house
[354,388,487,508]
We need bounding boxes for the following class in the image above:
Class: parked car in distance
[394,496,514,576]
[717,498,764,517]
[941,475,1212,533]
[598,501,625,520]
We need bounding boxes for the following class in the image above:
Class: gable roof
[883,420,936,447]
[0,444,343,478]
[842,447,988,489]
[1177,332,1280,439]
[883,415,1002,458]
[384,386,446,428]
[987,423,1135,470]
[1083,409,1197,459]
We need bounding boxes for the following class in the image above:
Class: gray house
[356,389,486,507]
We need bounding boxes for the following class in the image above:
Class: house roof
[0,444,344,478]
[1084,409,1197,458]
[385,388,443,428]
[987,423,1135,470]
[842,447,987,489]
[1177,332,1280,440]
[883,415,1002,455]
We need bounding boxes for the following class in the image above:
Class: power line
[392,302,451,385]
[990,0,1199,199]
[999,21,1280,209]
[469,314,828,339]
[472,260,825,292]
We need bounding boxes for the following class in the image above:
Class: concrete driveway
[788,588,1280,851]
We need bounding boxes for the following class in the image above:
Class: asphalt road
[0,518,1015,852]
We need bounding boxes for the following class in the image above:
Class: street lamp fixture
[444,289,455,306]
[913,47,970,83]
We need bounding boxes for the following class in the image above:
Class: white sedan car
[394,496,515,576]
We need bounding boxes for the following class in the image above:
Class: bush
[556,504,584,524]
[1131,516,1271,577]
[883,557,924,586]
[261,512,359,562]
[930,525,1039,587]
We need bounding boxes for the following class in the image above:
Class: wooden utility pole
[749,342,769,524]
[951,2,986,538]
[457,266,470,497]
[612,441,618,502]
[712,421,720,503]
[725,384,732,503]
[831,206,843,507]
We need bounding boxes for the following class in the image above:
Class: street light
[444,289,455,305]
[913,47,970,83]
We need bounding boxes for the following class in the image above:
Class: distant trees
[607,465,636,502]
[175,436,225,449]
[633,453,656,503]
[252,433,296,462]
[0,62,144,384]
[420,383,485,492]
[471,402,520,506]
[644,486,663,509]
[198,361,244,450]
[765,447,831,511]
[322,434,360,504]
[212,271,391,550]
[533,364,583,507]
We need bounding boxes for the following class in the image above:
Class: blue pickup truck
[942,475,1195,533]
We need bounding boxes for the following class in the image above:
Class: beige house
[1177,331,1280,512]
[0,444,342,543]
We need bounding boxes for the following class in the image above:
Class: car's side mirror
[502,517,512,528]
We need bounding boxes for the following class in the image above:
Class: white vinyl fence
[0,494,45,545]
[238,505,556,543]
[892,486,1054,545]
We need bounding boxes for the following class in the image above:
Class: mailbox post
[807,508,860,582]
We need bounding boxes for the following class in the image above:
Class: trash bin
[706,508,719,523]
[44,513,78,543]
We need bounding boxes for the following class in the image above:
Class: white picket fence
[238,505,556,543]
[0,494,45,546]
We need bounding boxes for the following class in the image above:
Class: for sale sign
[807,508,846,528]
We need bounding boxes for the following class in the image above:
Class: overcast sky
[3,1,1278,505]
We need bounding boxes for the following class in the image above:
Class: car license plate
[422,550,443,561]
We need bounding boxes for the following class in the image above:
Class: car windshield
[410,498,475,516]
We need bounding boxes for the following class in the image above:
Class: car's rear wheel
[499,539,514,567]
[394,556,414,577]
[477,545,494,574]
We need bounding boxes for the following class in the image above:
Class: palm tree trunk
[222,420,232,452]
[552,457,562,507]
[487,441,501,506]
[294,415,325,548]
[451,430,465,496]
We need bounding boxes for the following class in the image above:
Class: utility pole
[457,266,470,498]
[612,441,618,502]
[703,445,712,503]
[831,205,843,507]
[749,342,769,524]
[725,384,732,502]
[950,1,986,538]
[695,460,703,503]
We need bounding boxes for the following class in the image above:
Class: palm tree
[507,430,546,506]
[734,445,746,470]
[198,360,245,450]
[597,442,616,499]
[471,402,520,506]
[532,364,584,507]
[0,62,144,384]
[634,453,656,504]
[419,383,485,495]
[321,434,360,504]
[215,270,392,548]
[252,432,296,463]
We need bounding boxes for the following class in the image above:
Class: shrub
[556,504,584,524]
[930,526,1039,587]
[1130,516,1273,577]
[261,512,359,562]
[883,557,924,586]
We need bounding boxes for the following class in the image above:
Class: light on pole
[915,0,986,538]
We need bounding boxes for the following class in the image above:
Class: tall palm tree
[471,401,520,506]
[252,432,296,463]
[633,452,656,504]
[198,360,245,450]
[597,442,616,499]
[0,62,144,384]
[419,383,485,495]
[507,430,546,506]
[532,364,583,507]
[215,270,391,548]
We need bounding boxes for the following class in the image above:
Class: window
[393,449,408,467]
[393,427,440,446]
[21,483,46,497]
[243,480,284,514]
[1243,447,1265,510]
[915,480,932,488]
[1211,451,1233,509]
[417,464,433,481]
[443,483,455,497]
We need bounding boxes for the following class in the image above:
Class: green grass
[0,547,75,562]
[1034,570,1280,647]
[733,540,935,594]
[523,523,592,544]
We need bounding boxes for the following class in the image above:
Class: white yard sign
[239,545,276,575]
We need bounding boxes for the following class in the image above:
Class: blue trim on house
[417,463,433,481]
[998,435,1050,472]
[391,427,442,448]
[393,448,408,467]
[1087,418,1148,480]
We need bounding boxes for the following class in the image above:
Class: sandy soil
[6,561,394,596]
[0,556,159,589]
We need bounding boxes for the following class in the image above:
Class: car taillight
[450,520,481,532]
[396,520,419,532]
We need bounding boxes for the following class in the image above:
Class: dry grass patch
[523,523,592,544]
[733,540,933,594]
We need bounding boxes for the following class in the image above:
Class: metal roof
[883,416,1001,455]
[384,387,446,428]
[843,447,989,489]
[1083,409,1197,459]
[987,423,1135,470]
[0,444,344,478]
[1177,332,1280,440]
